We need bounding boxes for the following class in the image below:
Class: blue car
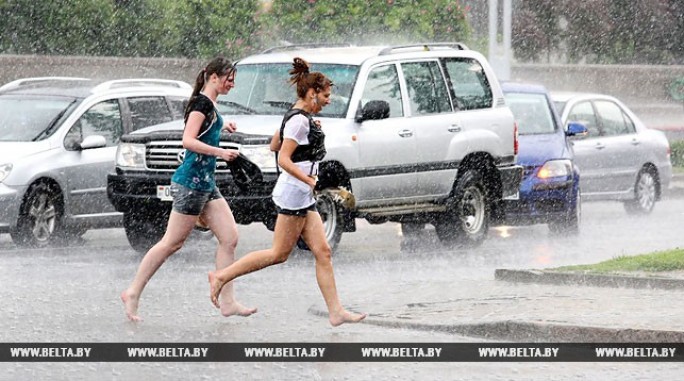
[501,82,587,234]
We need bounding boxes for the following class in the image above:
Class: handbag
[227,153,263,191]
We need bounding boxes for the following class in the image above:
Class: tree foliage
[261,0,471,47]
[513,0,684,64]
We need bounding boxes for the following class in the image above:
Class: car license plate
[157,185,173,201]
[503,191,519,201]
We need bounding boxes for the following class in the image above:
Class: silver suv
[109,44,522,251]
[0,77,191,247]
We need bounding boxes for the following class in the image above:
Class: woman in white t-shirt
[209,57,366,327]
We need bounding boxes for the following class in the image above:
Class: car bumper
[503,178,577,224]
[107,171,279,227]
[0,183,27,232]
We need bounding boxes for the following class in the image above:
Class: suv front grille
[145,140,239,172]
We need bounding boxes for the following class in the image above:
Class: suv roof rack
[91,79,192,93]
[261,43,354,54]
[0,77,90,92]
[378,42,468,56]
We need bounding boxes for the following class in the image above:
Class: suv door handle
[447,124,462,133]
[631,138,640,146]
[398,129,413,138]
[594,142,606,150]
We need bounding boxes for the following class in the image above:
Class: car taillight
[514,121,519,155]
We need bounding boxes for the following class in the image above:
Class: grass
[674,166,684,174]
[553,248,684,273]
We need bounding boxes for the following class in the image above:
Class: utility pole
[488,0,512,80]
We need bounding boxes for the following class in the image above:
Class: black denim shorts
[170,182,223,215]
[275,203,317,217]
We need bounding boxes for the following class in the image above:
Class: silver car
[552,92,672,214]
[0,77,191,247]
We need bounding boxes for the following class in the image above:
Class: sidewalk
[669,171,684,198]
[310,271,684,342]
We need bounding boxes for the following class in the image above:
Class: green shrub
[671,140,684,168]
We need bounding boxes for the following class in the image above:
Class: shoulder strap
[275,109,309,175]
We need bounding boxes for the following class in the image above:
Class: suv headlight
[241,145,277,172]
[0,163,12,183]
[116,143,146,169]
[537,159,572,179]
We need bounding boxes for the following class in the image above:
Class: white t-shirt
[272,114,319,210]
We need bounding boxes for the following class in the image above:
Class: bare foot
[121,290,142,322]
[220,301,257,317]
[208,271,223,309]
[329,309,367,327]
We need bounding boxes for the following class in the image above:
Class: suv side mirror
[566,121,588,137]
[355,100,390,123]
[72,135,107,150]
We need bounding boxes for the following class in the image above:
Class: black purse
[227,153,263,191]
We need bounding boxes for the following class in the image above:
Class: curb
[308,307,684,342]
[494,269,684,290]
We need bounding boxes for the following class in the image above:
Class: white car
[552,92,672,214]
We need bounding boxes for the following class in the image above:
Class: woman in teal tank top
[121,57,256,322]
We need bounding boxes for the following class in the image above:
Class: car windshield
[219,63,359,118]
[0,95,80,141]
[504,92,557,135]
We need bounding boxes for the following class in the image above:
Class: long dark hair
[289,57,333,99]
[185,56,235,115]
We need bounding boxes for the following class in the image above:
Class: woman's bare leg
[121,211,196,321]
[300,211,366,326]
[209,214,304,307]
[202,198,256,317]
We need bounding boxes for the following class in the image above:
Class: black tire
[549,190,581,236]
[434,170,489,247]
[624,169,657,215]
[123,212,166,253]
[11,182,64,248]
[316,192,343,252]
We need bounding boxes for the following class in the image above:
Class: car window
[65,99,123,148]
[568,101,599,138]
[594,100,636,136]
[443,58,493,110]
[401,61,451,115]
[360,64,404,118]
[127,96,174,131]
[504,92,556,135]
[167,96,188,119]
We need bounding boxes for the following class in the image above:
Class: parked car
[0,77,192,247]
[501,83,587,234]
[552,92,672,214]
[108,43,523,252]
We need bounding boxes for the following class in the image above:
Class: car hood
[131,114,288,136]
[0,141,52,163]
[517,133,569,166]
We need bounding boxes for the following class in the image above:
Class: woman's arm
[269,129,281,152]
[278,139,316,189]
[182,111,238,162]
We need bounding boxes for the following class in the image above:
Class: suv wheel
[11,183,64,247]
[434,170,489,247]
[624,168,657,215]
[316,192,343,252]
[124,212,166,253]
